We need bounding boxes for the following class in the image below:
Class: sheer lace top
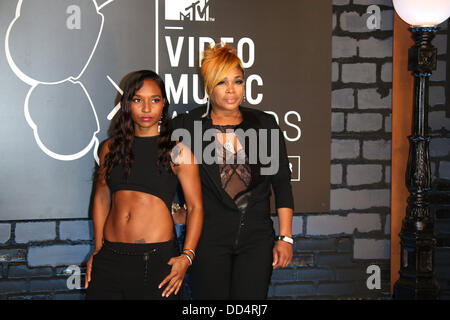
[212,124,251,201]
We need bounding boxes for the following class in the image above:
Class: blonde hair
[200,43,244,117]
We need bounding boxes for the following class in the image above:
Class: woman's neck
[210,107,242,126]
[134,126,159,137]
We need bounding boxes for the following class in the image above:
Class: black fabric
[189,223,275,300]
[171,105,294,299]
[212,123,252,202]
[85,238,181,300]
[107,135,178,211]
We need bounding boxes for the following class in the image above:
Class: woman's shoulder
[241,106,270,117]
[95,138,113,165]
[98,137,114,156]
[240,106,278,128]
[101,137,113,149]
[170,141,195,166]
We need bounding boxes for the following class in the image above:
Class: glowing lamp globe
[393,0,450,27]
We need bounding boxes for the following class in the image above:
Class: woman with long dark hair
[85,70,203,300]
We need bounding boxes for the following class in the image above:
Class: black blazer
[172,105,294,242]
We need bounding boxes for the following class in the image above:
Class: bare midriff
[103,190,174,244]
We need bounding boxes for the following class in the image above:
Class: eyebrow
[222,75,244,80]
[132,94,162,98]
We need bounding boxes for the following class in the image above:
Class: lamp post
[392,0,450,300]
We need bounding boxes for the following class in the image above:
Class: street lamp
[392,0,450,299]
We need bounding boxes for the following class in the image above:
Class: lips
[225,98,238,104]
[141,116,152,121]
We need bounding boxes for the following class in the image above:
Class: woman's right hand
[84,250,100,289]
[158,254,191,297]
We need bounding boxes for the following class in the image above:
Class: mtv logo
[165,0,211,21]
[288,156,301,182]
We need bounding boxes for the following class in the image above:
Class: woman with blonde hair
[173,44,294,299]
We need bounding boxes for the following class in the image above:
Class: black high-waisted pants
[85,238,180,300]
[189,221,275,300]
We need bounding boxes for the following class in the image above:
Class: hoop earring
[202,97,210,118]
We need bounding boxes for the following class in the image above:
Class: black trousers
[189,226,275,300]
[85,238,180,300]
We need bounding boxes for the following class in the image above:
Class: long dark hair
[102,70,175,179]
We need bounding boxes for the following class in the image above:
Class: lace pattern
[212,124,251,201]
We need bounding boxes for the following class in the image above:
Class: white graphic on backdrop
[5,0,115,164]
[165,0,213,22]
[106,75,123,121]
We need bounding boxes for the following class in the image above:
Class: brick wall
[1,0,449,300]
[0,220,91,299]
[269,0,394,300]
[271,0,449,301]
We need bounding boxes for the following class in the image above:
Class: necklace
[211,109,241,154]
[211,108,242,125]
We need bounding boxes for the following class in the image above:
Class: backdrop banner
[0,0,331,220]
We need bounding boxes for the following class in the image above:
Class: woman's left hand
[158,254,191,298]
[272,240,293,269]
[172,207,187,225]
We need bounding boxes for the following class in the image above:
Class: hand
[158,254,190,297]
[272,240,293,269]
[84,249,100,289]
[172,207,187,225]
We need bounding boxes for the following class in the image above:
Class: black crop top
[107,136,178,211]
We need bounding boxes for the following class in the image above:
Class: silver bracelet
[181,252,193,265]
[183,248,196,258]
